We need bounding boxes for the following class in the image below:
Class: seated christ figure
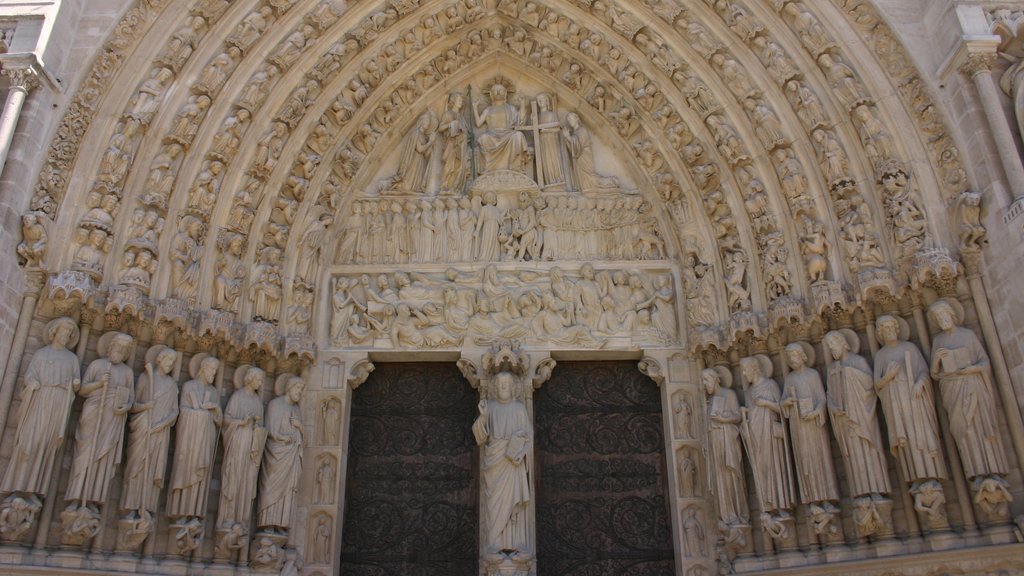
[474,83,529,173]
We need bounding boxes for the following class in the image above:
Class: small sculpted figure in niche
[800,217,830,284]
[956,191,986,251]
[682,507,705,556]
[873,315,948,526]
[120,346,179,523]
[257,375,304,533]
[739,355,795,538]
[473,371,532,556]
[17,212,47,267]
[217,365,266,532]
[214,232,246,311]
[312,514,332,563]
[63,332,135,530]
[678,452,698,497]
[170,216,204,302]
[673,391,693,439]
[823,330,891,500]
[474,82,529,173]
[167,354,221,521]
[703,366,748,529]
[928,299,1011,516]
[781,343,840,516]
[315,457,336,505]
[1,318,80,502]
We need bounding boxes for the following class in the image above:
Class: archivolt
[31,0,972,359]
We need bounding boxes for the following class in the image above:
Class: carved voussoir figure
[0,318,80,539]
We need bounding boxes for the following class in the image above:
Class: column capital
[2,65,38,91]
[960,51,998,78]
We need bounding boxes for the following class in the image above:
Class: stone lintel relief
[327,263,680,351]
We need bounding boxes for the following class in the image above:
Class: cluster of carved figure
[15,0,978,370]
[0,319,306,571]
[335,192,665,265]
[701,301,1012,565]
[330,265,678,349]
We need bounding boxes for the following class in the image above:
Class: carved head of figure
[244,366,265,394]
[927,299,962,333]
[785,342,812,371]
[285,376,304,403]
[493,371,518,403]
[196,355,220,385]
[740,355,771,385]
[46,317,79,350]
[484,191,497,206]
[566,112,581,130]
[154,348,177,375]
[701,368,720,396]
[107,333,134,365]
[490,83,507,103]
[536,93,551,111]
[875,315,904,346]
[581,263,595,280]
[824,331,849,361]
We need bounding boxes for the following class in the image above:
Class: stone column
[960,51,1024,206]
[0,66,38,180]
[0,268,46,438]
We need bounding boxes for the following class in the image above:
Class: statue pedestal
[483,552,534,576]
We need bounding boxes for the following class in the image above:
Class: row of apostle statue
[704,299,1013,553]
[0,319,305,568]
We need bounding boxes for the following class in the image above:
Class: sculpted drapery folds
[562,112,618,191]
[740,355,795,518]
[397,110,437,194]
[167,353,221,520]
[217,365,267,530]
[873,315,947,484]
[257,375,305,533]
[473,370,532,555]
[782,342,839,505]
[120,346,179,517]
[824,329,891,499]
[2,318,80,497]
[928,300,1009,481]
[65,332,135,507]
[702,366,748,528]
[474,82,528,173]
[439,92,470,194]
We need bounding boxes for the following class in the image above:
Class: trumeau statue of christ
[473,83,529,173]
[472,370,532,556]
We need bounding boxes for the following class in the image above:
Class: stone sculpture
[473,370,532,556]
[257,375,305,533]
[873,315,948,528]
[703,366,748,532]
[119,345,180,546]
[928,299,1011,520]
[62,331,135,542]
[474,82,528,173]
[0,318,80,539]
[217,365,266,533]
[740,354,794,539]
[824,329,892,536]
[781,342,840,533]
[167,354,221,521]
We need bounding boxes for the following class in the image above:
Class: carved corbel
[347,358,374,390]
[456,357,480,389]
[638,356,665,387]
[532,357,557,389]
